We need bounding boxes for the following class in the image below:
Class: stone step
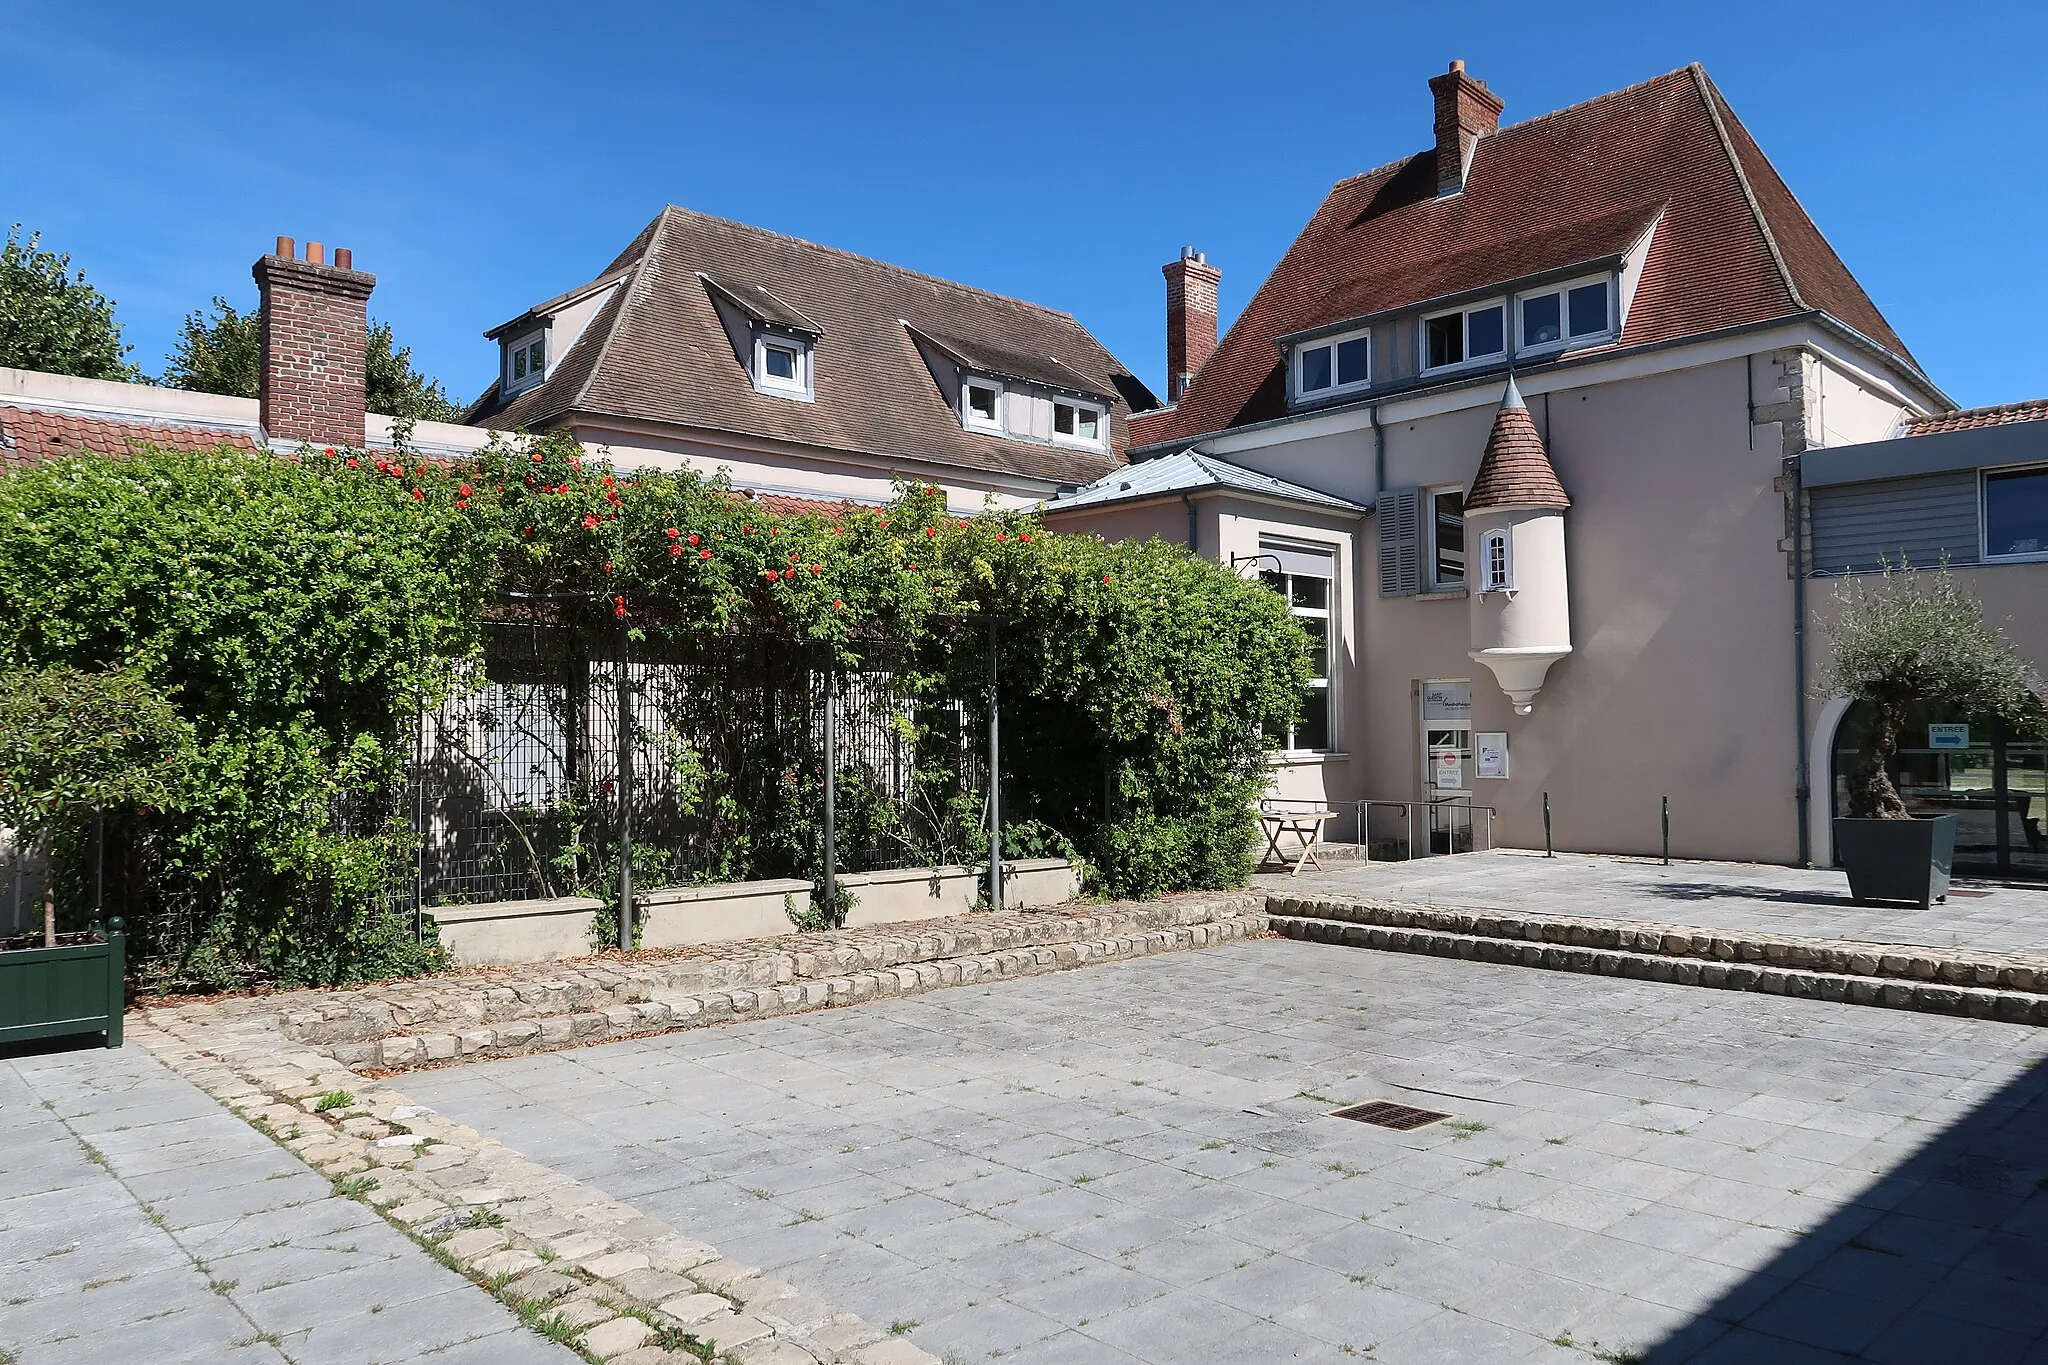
[1273,914,2048,1026]
[332,913,1271,1072]
[1265,894,2048,993]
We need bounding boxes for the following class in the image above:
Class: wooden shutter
[1377,486,1421,596]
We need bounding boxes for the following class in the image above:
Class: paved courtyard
[0,1041,578,1365]
[1274,850,2048,958]
[403,936,2048,1364]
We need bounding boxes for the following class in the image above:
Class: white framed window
[1516,276,1613,354]
[506,332,546,392]
[1983,464,2048,560]
[1478,527,1512,592]
[963,379,1003,433]
[1293,327,1371,402]
[1427,486,1466,590]
[1051,399,1106,448]
[754,332,812,398]
[1422,300,1507,372]
[1260,550,1334,752]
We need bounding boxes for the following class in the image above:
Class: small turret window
[1480,528,1512,592]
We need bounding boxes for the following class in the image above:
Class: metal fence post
[1662,795,1671,866]
[987,621,1002,913]
[615,629,635,951]
[1543,791,1554,858]
[823,662,837,922]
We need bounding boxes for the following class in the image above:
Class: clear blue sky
[6,1,2041,411]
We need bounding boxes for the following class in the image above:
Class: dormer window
[963,380,1002,433]
[1292,327,1370,402]
[753,331,812,399]
[505,332,546,393]
[1517,276,1612,354]
[1052,400,1103,447]
[1423,301,1506,372]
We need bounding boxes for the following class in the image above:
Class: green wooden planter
[0,918,125,1048]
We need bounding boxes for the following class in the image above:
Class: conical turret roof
[1466,376,1570,511]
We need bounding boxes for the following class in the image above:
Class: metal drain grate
[1329,1100,1453,1131]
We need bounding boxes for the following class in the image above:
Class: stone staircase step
[1266,895,2048,993]
[1273,914,2048,1025]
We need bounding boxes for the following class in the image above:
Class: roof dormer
[906,324,1112,452]
[700,272,824,403]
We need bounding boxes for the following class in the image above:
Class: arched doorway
[1829,699,2047,879]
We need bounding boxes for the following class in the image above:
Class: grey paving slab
[1272,847,2048,956]
[402,936,2048,1363]
[0,1040,578,1365]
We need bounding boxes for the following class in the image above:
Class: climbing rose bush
[0,432,1308,986]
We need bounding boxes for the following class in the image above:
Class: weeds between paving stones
[314,1089,355,1112]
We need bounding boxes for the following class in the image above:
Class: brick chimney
[1162,247,1221,403]
[252,236,375,448]
[1427,60,1504,196]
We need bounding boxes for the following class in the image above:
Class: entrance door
[1831,700,2047,880]
[1421,680,1475,853]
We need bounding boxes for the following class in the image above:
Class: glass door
[1422,681,1475,853]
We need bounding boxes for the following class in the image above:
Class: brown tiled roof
[0,404,261,471]
[1133,64,1923,449]
[1466,379,1569,511]
[1906,398,2048,436]
[470,206,1157,486]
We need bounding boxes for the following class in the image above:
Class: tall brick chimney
[253,236,375,448]
[1427,60,1503,196]
[1162,247,1221,403]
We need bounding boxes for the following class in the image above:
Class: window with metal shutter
[1377,486,1421,596]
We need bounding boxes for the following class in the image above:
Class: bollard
[1543,791,1553,858]
[1662,795,1670,866]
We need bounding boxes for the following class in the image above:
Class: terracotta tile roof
[0,404,261,471]
[1133,65,1922,449]
[1466,378,1569,511]
[1905,398,2048,436]
[470,206,1158,487]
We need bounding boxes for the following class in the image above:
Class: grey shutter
[1377,486,1421,596]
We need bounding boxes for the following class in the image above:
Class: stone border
[131,1015,941,1365]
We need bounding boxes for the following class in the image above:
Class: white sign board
[1475,732,1509,779]
[1928,724,1971,750]
[1422,681,1472,725]
[1431,746,1464,790]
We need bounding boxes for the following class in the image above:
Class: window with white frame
[1478,526,1512,592]
[1422,300,1507,372]
[1517,276,1612,353]
[1984,465,2048,559]
[1427,487,1466,589]
[754,331,812,397]
[1051,399,1105,448]
[506,332,546,391]
[963,379,1003,432]
[1260,548,1334,751]
[1293,328,1371,402]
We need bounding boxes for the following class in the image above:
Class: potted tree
[0,667,192,1048]
[1816,565,2040,908]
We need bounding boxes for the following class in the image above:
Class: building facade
[1044,61,2027,871]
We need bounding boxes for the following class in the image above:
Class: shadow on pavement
[1644,1059,2048,1363]
[1641,881,1860,910]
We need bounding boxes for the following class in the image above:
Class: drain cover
[1329,1100,1453,1131]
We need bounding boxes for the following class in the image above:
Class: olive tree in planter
[1815,565,2040,907]
[0,667,193,1046]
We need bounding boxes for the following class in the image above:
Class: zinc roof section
[1133,64,1922,450]
[1047,448,1368,514]
[470,206,1156,487]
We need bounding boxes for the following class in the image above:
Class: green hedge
[0,433,1307,987]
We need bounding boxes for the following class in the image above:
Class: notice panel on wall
[1476,732,1509,779]
[1422,681,1472,724]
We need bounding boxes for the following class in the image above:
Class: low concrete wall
[838,857,1080,928]
[639,878,812,948]
[425,896,603,967]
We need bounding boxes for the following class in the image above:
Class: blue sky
[5,1,2041,411]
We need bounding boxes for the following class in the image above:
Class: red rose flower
[670,544,684,557]
[411,488,424,500]
[833,600,844,610]
[582,514,600,530]
[924,527,937,538]
[604,561,615,574]
[522,526,533,536]
[686,533,699,546]
[809,564,821,574]
[1020,533,1031,542]
[782,567,796,580]
[1102,574,1113,583]
[345,458,359,468]
[744,524,754,535]
[613,604,627,618]
[456,498,469,510]
[996,532,1007,541]
[459,484,472,497]
[665,527,681,540]
[698,548,711,560]
[324,447,336,457]
[530,452,544,463]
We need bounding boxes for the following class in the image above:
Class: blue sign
[1928,724,1971,750]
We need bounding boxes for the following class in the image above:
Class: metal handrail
[1258,796,1496,861]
